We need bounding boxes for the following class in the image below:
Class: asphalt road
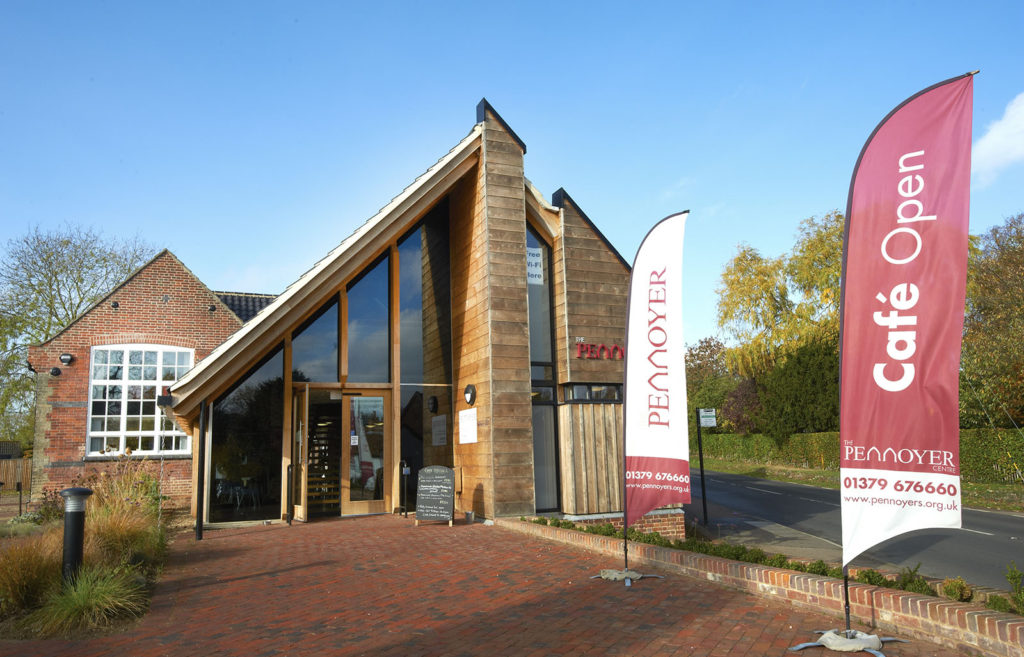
[684,469,1024,591]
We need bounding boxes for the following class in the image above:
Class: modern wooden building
[168,100,647,525]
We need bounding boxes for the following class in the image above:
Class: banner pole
[696,408,708,525]
[843,566,851,633]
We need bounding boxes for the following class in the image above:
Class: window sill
[84,453,192,462]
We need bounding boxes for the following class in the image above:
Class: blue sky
[2,1,1022,344]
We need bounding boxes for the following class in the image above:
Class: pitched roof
[215,292,277,323]
[170,123,484,415]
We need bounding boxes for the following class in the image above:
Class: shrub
[743,548,768,564]
[896,564,935,596]
[584,523,619,537]
[35,489,65,523]
[942,576,972,602]
[24,566,147,637]
[855,569,891,587]
[764,554,789,568]
[1006,562,1024,613]
[806,560,831,576]
[987,594,1012,613]
[531,516,549,525]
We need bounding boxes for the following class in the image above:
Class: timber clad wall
[480,109,534,518]
[26,251,242,507]
[558,403,623,514]
[450,167,492,517]
[559,198,629,384]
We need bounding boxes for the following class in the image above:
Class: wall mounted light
[49,367,62,376]
[427,395,438,414]
[463,384,476,406]
[111,301,119,309]
[59,353,74,366]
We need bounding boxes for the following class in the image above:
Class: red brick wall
[26,250,242,510]
[573,510,687,540]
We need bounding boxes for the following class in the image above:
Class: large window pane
[292,297,339,383]
[347,256,390,383]
[210,346,284,523]
[398,200,452,385]
[527,228,553,363]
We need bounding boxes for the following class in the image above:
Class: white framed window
[88,345,193,456]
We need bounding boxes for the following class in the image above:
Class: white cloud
[973,91,1024,188]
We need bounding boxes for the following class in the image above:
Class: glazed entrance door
[341,391,390,515]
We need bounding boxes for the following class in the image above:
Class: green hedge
[694,429,1024,484]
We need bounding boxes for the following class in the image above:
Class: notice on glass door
[459,408,477,444]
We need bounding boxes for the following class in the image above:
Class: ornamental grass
[0,454,167,637]
[23,565,148,637]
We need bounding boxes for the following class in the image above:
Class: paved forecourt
[4,514,963,657]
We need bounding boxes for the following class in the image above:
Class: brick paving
[2,514,964,657]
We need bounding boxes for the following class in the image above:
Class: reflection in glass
[527,228,553,364]
[349,396,385,502]
[292,297,339,382]
[347,256,390,383]
[210,346,284,523]
[398,200,452,385]
[399,385,453,510]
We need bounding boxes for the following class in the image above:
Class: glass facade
[397,201,454,508]
[527,225,560,511]
[398,199,452,386]
[347,256,390,383]
[210,346,284,523]
[292,297,339,383]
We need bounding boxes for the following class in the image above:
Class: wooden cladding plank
[557,405,577,514]
[556,403,624,515]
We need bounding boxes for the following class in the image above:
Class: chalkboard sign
[415,465,455,526]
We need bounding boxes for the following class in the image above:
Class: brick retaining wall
[497,518,1024,657]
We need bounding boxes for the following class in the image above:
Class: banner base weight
[789,629,907,655]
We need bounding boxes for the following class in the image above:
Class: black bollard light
[60,487,94,584]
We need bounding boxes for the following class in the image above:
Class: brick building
[26,250,273,507]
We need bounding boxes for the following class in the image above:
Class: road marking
[747,486,782,495]
[960,527,994,536]
[801,497,839,507]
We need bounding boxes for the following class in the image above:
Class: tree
[960,212,1024,428]
[685,337,740,434]
[716,211,843,378]
[757,327,840,440]
[0,224,155,449]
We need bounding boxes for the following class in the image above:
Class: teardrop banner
[623,211,690,529]
[839,73,974,567]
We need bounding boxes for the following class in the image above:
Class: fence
[0,458,32,494]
